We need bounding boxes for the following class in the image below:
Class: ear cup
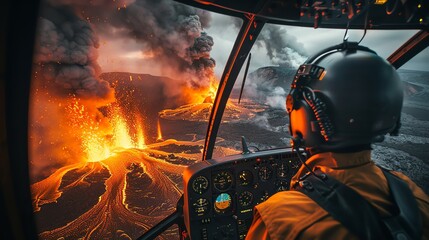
[287,84,334,142]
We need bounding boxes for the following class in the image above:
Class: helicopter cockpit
[1,0,428,240]
[140,0,429,239]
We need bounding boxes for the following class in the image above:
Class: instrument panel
[183,148,301,240]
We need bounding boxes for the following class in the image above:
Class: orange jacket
[246,150,429,240]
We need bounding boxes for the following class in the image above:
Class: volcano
[30,71,241,239]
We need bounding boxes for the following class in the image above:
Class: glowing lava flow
[32,162,92,211]
[34,142,198,239]
[31,98,203,239]
[159,79,257,122]
[30,75,244,239]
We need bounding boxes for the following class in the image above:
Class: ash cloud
[256,25,307,68]
[78,0,216,91]
[228,21,307,111]
[245,67,296,110]
[190,32,216,86]
[241,25,307,115]
[230,19,307,68]
[36,0,217,101]
[34,3,114,102]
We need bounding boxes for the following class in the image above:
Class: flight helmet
[286,42,403,152]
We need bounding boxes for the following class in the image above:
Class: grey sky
[98,8,427,78]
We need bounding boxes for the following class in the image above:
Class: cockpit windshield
[215,25,428,192]
[215,25,428,187]
[29,1,240,239]
[28,0,428,239]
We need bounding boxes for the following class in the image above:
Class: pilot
[246,43,429,240]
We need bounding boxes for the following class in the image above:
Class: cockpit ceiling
[174,0,428,29]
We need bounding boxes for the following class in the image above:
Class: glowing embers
[67,99,146,163]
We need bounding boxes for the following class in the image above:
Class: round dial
[192,176,209,194]
[290,159,301,169]
[214,193,232,213]
[277,162,289,178]
[238,170,253,186]
[257,191,270,204]
[238,191,253,207]
[213,171,233,191]
[276,180,289,192]
[193,198,209,216]
[258,166,273,181]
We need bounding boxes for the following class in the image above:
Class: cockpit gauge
[238,191,253,207]
[192,176,209,194]
[193,198,209,216]
[277,162,289,178]
[276,180,289,192]
[213,171,233,191]
[238,170,253,186]
[256,191,270,204]
[289,159,301,169]
[258,166,273,181]
[214,193,232,213]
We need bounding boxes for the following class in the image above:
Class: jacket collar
[292,150,372,182]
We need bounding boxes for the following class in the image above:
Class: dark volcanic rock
[100,72,183,144]
[248,66,296,92]
[237,66,296,105]
[35,163,110,232]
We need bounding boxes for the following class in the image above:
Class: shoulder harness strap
[379,167,422,240]
[293,168,422,240]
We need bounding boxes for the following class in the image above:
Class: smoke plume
[36,0,218,106]
[34,3,114,103]
[71,0,216,92]
[189,32,216,86]
[256,25,307,68]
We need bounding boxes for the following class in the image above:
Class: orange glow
[30,91,204,239]
[157,118,163,141]
[111,106,135,149]
[205,80,218,103]
[374,0,388,4]
[181,75,218,104]
[66,99,147,163]
[29,71,245,239]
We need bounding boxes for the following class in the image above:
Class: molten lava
[30,71,243,239]
[66,99,147,162]
[30,94,204,239]
[158,76,261,123]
